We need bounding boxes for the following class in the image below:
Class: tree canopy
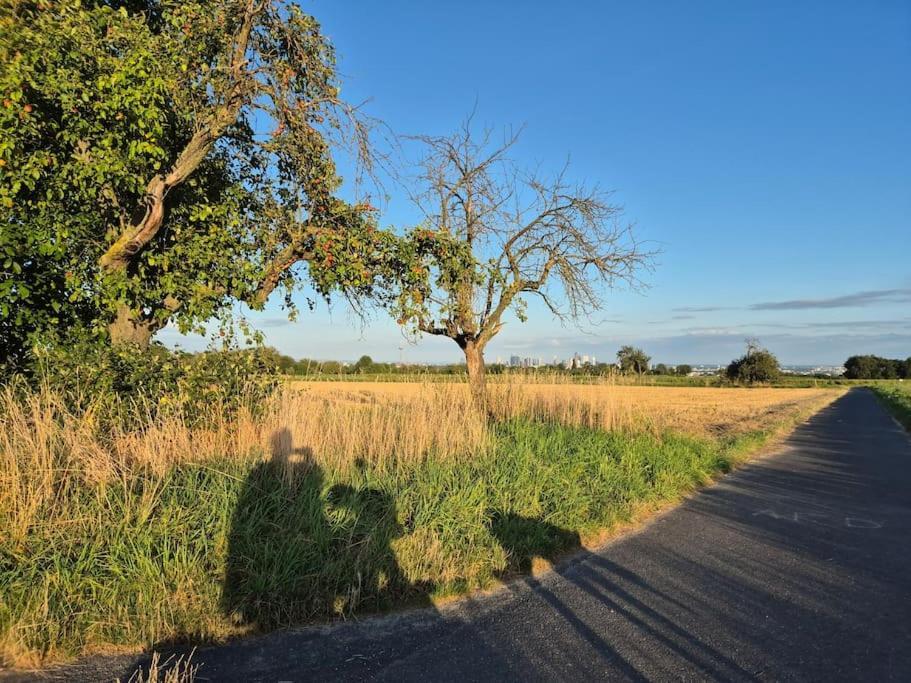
[726,342,780,384]
[844,355,910,380]
[389,121,650,402]
[0,0,414,367]
[616,346,651,375]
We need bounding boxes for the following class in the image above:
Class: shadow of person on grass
[221,428,335,627]
[488,510,582,574]
[327,460,433,613]
[222,431,432,630]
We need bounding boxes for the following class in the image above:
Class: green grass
[870,382,911,431]
[0,415,807,665]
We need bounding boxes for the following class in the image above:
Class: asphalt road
[18,389,911,682]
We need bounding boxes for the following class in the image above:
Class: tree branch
[99,0,261,272]
[251,241,315,309]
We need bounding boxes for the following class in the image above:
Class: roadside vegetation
[0,355,839,666]
[870,382,911,431]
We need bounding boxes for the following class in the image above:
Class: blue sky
[161,0,911,365]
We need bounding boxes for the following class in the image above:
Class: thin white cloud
[671,306,732,312]
[749,288,911,311]
[672,286,911,315]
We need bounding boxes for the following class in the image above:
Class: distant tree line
[261,345,698,378]
[843,355,911,380]
[264,344,911,384]
[263,351,469,377]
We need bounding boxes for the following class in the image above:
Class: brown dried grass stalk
[0,380,838,548]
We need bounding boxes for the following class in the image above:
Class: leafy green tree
[675,364,692,376]
[844,356,878,379]
[844,355,904,379]
[651,363,669,375]
[617,346,651,375]
[727,341,780,384]
[352,355,374,374]
[0,0,410,365]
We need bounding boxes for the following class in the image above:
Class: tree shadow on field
[221,428,432,630]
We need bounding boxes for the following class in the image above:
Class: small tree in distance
[617,346,651,375]
[352,355,375,374]
[392,119,651,406]
[675,364,693,376]
[726,339,780,384]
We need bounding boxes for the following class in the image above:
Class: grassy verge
[870,383,911,431]
[0,387,837,666]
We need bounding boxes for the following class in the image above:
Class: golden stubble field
[1,380,842,518]
[292,380,842,441]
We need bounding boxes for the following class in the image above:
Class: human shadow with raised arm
[222,432,432,629]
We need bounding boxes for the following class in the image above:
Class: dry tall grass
[122,650,199,683]
[0,380,839,550]
[0,379,842,666]
[0,383,488,547]
[295,380,839,438]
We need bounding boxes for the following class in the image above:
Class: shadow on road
[486,512,752,681]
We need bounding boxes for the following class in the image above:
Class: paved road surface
[16,389,911,681]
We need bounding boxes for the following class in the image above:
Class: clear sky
[161,0,911,365]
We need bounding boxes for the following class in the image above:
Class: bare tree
[745,337,761,357]
[397,120,652,406]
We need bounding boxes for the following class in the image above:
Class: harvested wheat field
[291,380,841,439]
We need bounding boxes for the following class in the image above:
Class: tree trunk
[463,341,487,410]
[108,304,154,350]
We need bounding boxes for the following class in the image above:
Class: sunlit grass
[871,382,911,431]
[0,381,840,666]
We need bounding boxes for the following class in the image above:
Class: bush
[726,349,780,384]
[29,342,279,424]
